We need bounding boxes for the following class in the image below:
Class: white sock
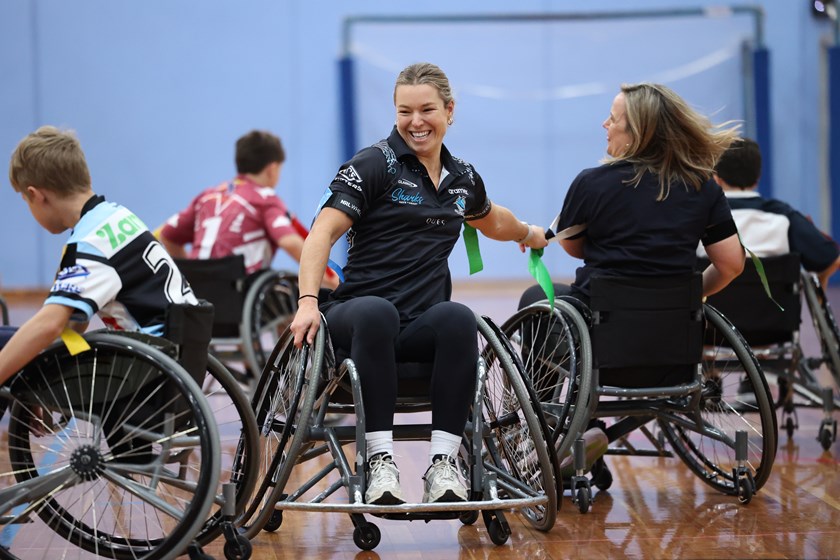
[366,431,394,459]
[429,430,461,464]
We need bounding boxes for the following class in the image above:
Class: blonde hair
[607,83,740,200]
[393,62,454,106]
[9,125,91,196]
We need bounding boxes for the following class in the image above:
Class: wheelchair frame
[502,288,778,514]
[235,313,558,551]
[0,332,222,560]
[703,254,839,449]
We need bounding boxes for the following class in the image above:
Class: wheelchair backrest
[590,273,703,370]
[165,300,215,386]
[331,347,435,406]
[700,253,801,345]
[175,255,247,337]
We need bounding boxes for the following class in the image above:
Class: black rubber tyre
[576,486,591,514]
[353,523,381,551]
[660,305,777,496]
[486,518,509,545]
[263,509,284,532]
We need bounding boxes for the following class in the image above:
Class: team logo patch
[453,195,466,216]
[390,188,424,206]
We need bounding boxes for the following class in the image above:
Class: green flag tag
[462,223,483,275]
[529,248,555,310]
[741,236,783,311]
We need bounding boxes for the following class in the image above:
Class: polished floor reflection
[3,282,840,559]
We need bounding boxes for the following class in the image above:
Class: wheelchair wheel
[802,272,840,388]
[191,354,260,546]
[660,305,777,496]
[238,320,324,538]
[1,332,221,560]
[241,270,298,379]
[476,316,558,532]
[501,300,593,468]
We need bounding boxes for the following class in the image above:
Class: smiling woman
[288,61,549,507]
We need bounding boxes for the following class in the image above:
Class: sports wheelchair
[175,254,299,386]
[234,312,559,551]
[502,273,778,513]
[701,254,839,449]
[0,303,260,560]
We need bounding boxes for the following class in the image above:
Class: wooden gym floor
[2,281,840,559]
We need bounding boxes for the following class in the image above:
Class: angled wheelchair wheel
[660,305,777,496]
[802,272,840,388]
[192,354,260,546]
[238,320,324,538]
[501,300,593,476]
[241,271,299,379]
[476,316,558,532]
[1,332,220,560]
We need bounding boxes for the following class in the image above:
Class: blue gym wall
[0,0,833,288]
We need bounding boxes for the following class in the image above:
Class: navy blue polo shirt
[725,191,839,273]
[319,127,491,324]
[557,161,734,297]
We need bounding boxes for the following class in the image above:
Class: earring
[447,117,453,125]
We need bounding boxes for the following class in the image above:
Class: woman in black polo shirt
[519,82,746,485]
[290,62,547,505]
[521,82,744,306]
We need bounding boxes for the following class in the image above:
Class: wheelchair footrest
[271,496,547,515]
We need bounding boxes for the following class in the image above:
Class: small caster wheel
[819,427,833,451]
[576,487,591,514]
[223,535,252,560]
[263,509,283,532]
[785,417,795,439]
[459,510,479,525]
[486,518,509,545]
[737,479,754,505]
[353,523,381,551]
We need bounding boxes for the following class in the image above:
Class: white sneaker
[422,455,468,503]
[365,453,404,505]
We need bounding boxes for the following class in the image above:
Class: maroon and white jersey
[162,176,297,274]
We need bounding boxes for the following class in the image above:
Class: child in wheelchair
[0,126,202,438]
[704,137,840,287]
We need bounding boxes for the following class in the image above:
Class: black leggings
[325,297,477,434]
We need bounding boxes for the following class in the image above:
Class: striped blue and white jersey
[45,195,197,335]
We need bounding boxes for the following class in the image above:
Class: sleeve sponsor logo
[50,282,83,294]
[447,188,468,195]
[339,198,362,216]
[56,264,90,281]
[335,165,363,191]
